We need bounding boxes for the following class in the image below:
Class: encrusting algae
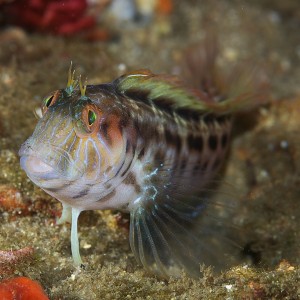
[19,41,267,278]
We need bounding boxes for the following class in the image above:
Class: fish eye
[75,106,99,137]
[88,110,97,126]
[42,91,60,115]
[45,95,54,108]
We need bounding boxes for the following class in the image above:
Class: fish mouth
[19,142,85,183]
[20,155,61,181]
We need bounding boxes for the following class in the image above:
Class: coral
[0,277,49,300]
[2,0,96,36]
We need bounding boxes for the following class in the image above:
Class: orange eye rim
[42,90,60,115]
[81,104,100,134]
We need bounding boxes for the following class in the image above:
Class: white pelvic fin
[71,207,83,266]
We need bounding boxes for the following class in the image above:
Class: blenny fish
[19,44,262,277]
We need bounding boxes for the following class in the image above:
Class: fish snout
[19,140,85,182]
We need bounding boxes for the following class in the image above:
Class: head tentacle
[66,62,78,96]
[79,75,88,99]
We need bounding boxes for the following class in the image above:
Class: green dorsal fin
[113,70,265,117]
[113,70,216,116]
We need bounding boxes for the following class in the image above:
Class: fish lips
[19,142,85,183]
[20,155,60,181]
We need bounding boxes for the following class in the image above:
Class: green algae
[0,0,300,299]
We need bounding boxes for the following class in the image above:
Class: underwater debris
[0,247,34,276]
[225,261,299,299]
[0,185,28,215]
[277,260,295,272]
[0,183,61,220]
[114,212,130,231]
[156,0,173,15]
[136,0,173,17]
[0,277,49,300]
[108,0,173,22]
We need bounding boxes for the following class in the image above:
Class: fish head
[19,85,129,201]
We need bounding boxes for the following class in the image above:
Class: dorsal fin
[113,69,266,118]
[113,70,215,117]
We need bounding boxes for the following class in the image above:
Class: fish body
[19,48,261,277]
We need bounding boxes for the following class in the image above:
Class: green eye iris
[88,110,96,126]
[45,95,54,108]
